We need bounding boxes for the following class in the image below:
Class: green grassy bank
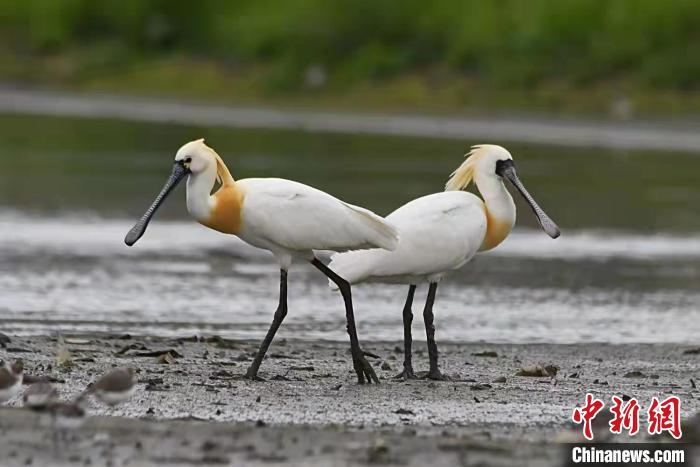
[1,0,700,118]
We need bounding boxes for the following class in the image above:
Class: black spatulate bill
[124,162,189,246]
[496,159,560,239]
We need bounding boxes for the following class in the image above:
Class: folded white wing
[238,178,398,253]
[329,191,487,284]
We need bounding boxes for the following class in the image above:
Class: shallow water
[1,215,698,344]
[0,114,699,344]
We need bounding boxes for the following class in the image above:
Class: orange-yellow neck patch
[199,185,245,235]
[480,207,513,251]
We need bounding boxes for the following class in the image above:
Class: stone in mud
[157,352,176,364]
[472,351,498,358]
[515,364,558,377]
[471,383,492,390]
[0,332,11,347]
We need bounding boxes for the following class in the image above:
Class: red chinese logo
[609,396,640,435]
[647,396,682,439]
[572,394,682,440]
[572,393,605,440]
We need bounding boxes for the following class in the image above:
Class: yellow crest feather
[444,145,486,191]
[198,139,235,187]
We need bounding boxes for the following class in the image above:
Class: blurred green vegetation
[0,0,699,116]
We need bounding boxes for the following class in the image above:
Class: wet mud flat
[0,334,699,466]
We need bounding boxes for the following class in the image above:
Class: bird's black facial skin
[495,158,561,239]
[495,158,515,177]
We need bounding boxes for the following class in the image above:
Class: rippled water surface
[1,114,699,344]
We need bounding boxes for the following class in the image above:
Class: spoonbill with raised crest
[125,139,398,384]
[329,145,560,380]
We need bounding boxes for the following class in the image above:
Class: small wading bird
[80,367,137,406]
[330,145,560,379]
[23,381,59,408]
[0,359,23,403]
[125,139,399,383]
[46,401,86,430]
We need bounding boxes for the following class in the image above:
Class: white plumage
[94,385,137,406]
[125,139,397,383]
[237,178,398,269]
[329,144,560,380]
[0,377,21,404]
[329,191,485,285]
[0,361,23,404]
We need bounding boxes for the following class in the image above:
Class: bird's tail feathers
[327,249,379,289]
[342,203,399,251]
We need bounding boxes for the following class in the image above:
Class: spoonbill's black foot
[393,368,417,380]
[419,369,450,381]
[353,352,380,384]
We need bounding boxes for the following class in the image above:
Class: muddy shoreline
[1,334,698,466]
[4,89,700,151]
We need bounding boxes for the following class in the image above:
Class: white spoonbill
[329,145,560,379]
[125,139,398,383]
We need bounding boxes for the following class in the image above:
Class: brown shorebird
[47,401,87,429]
[81,367,137,406]
[23,382,59,409]
[0,359,23,404]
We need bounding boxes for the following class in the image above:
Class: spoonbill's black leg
[394,285,417,380]
[422,282,448,380]
[246,269,288,380]
[311,258,379,384]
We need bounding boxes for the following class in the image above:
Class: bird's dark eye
[184,157,192,163]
